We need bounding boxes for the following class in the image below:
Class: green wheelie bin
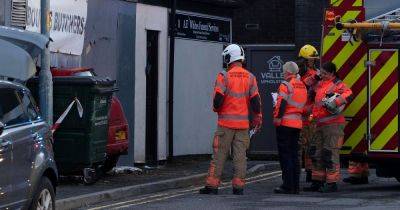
[28,76,116,183]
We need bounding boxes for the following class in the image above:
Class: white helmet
[222,44,245,65]
[322,93,346,114]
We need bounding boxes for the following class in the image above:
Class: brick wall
[231,0,295,44]
[295,0,329,53]
[140,0,329,47]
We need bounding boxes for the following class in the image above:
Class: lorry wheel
[103,155,120,173]
[29,177,56,210]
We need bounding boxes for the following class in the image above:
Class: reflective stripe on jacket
[274,76,307,129]
[214,66,260,129]
[312,78,353,127]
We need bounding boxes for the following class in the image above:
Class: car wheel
[30,177,55,210]
[103,155,120,173]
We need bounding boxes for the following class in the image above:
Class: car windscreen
[0,88,30,126]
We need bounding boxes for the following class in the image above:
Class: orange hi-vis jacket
[312,78,353,127]
[301,68,318,126]
[274,75,307,129]
[214,66,260,129]
[302,68,319,87]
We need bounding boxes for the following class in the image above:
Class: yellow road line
[114,174,283,209]
[88,171,282,210]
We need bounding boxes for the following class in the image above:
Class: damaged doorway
[145,30,159,165]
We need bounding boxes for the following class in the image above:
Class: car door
[0,88,33,207]
[0,123,13,208]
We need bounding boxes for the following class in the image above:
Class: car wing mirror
[0,121,4,136]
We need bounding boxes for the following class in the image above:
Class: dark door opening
[145,30,159,165]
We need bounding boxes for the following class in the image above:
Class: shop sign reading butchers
[26,0,87,55]
[174,13,231,43]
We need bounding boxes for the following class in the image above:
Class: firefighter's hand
[273,118,282,127]
[252,114,263,131]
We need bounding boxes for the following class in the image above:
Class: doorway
[145,30,159,165]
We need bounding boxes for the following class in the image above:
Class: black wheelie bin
[28,76,116,184]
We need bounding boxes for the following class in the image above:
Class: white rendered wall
[134,4,168,163]
[173,38,224,156]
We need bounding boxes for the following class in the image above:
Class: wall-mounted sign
[174,13,231,43]
[245,46,296,156]
[26,0,87,55]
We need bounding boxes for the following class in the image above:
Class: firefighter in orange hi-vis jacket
[304,62,353,193]
[199,44,262,196]
[297,44,320,182]
[273,61,307,194]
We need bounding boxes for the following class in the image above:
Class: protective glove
[252,114,263,132]
[273,118,282,127]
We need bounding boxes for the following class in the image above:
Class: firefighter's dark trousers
[299,124,315,171]
[276,126,301,191]
[205,126,250,189]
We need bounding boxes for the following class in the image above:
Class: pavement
[56,156,280,210]
[85,169,400,210]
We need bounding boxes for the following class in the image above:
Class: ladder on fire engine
[368,8,400,23]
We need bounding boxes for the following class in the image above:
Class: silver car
[0,81,57,210]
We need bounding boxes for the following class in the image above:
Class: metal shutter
[11,0,27,29]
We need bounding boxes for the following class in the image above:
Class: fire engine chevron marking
[353,0,363,7]
[342,65,397,153]
[322,10,361,56]
[343,51,392,131]
[383,133,399,151]
[342,84,398,154]
[331,0,363,7]
[370,84,398,126]
[342,54,366,95]
[343,51,393,118]
[341,52,398,154]
[371,116,398,151]
[344,51,396,116]
[337,43,367,81]
[332,40,362,70]
[331,0,344,7]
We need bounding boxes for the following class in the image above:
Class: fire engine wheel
[103,155,120,173]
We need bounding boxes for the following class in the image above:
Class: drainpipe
[39,0,53,125]
[168,0,177,159]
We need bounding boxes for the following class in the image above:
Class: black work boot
[318,182,338,193]
[232,187,244,195]
[199,186,218,195]
[303,181,323,192]
[343,176,368,185]
[306,170,312,183]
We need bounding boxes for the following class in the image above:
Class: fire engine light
[326,10,335,22]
